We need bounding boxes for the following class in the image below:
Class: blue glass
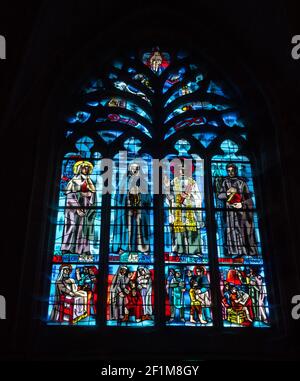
[128,68,154,92]
[163,145,206,264]
[212,161,256,207]
[75,136,94,157]
[222,112,245,127]
[107,264,155,326]
[215,211,262,265]
[208,120,220,127]
[107,134,155,326]
[114,80,151,104]
[96,114,152,138]
[86,101,99,107]
[193,132,218,147]
[48,135,103,325]
[165,82,200,106]
[59,143,103,208]
[173,138,191,155]
[109,136,154,263]
[164,127,177,140]
[97,130,123,144]
[164,210,208,264]
[163,67,186,93]
[100,97,152,122]
[54,209,101,263]
[48,264,98,326]
[109,209,154,263]
[207,81,229,98]
[164,116,207,140]
[220,265,270,327]
[66,111,91,124]
[142,48,170,75]
[212,139,249,162]
[165,102,230,123]
[165,265,212,326]
[212,141,261,267]
[52,48,272,330]
[111,151,154,207]
[112,60,123,70]
[109,73,118,80]
[82,79,104,94]
[189,64,199,71]
[123,137,143,154]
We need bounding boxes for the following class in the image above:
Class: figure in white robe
[137,266,153,319]
[165,167,203,256]
[50,264,87,323]
[61,160,96,262]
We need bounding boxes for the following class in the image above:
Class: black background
[0,0,300,362]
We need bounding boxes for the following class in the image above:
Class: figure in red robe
[122,271,143,323]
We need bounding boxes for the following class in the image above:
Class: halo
[73,160,94,175]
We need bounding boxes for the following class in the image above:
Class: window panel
[165,265,213,326]
[109,209,154,263]
[53,209,101,263]
[82,78,104,94]
[207,80,230,99]
[163,67,186,93]
[142,48,170,75]
[46,48,272,330]
[220,265,270,327]
[163,140,211,325]
[212,161,256,209]
[212,140,269,327]
[113,80,151,104]
[96,114,152,138]
[193,132,218,148]
[164,210,208,264]
[99,97,152,122]
[164,116,207,140]
[222,112,245,128]
[107,264,154,326]
[47,138,102,325]
[48,264,99,326]
[165,101,231,123]
[107,138,155,326]
[97,130,124,144]
[215,211,262,265]
[66,111,91,124]
[128,68,154,92]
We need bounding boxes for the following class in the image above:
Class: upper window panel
[142,48,170,75]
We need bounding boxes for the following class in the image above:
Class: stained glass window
[47,47,270,329]
[48,138,102,325]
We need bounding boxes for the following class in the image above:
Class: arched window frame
[43,47,273,330]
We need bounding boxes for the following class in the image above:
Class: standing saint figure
[168,268,185,322]
[247,268,268,324]
[217,163,258,257]
[112,163,151,257]
[109,265,129,322]
[61,160,96,262]
[165,161,203,256]
[137,266,153,321]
